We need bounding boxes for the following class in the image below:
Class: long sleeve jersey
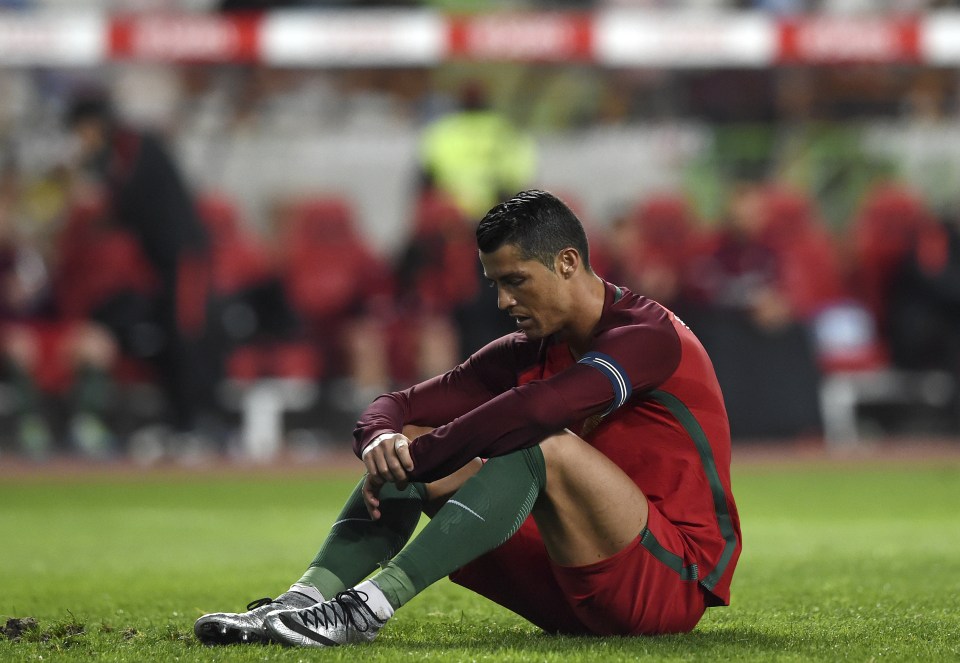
[355,281,741,606]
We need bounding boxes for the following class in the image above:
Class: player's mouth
[514,315,533,330]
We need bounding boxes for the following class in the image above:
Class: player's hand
[361,432,415,488]
[362,473,385,520]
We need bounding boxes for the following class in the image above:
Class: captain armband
[577,352,633,416]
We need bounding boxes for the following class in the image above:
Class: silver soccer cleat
[263,589,388,647]
[194,591,318,645]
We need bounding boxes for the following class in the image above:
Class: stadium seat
[849,184,938,329]
[54,193,157,322]
[53,194,158,387]
[405,190,478,314]
[615,193,706,307]
[197,191,274,296]
[817,185,955,448]
[630,194,701,266]
[267,195,395,435]
[277,195,393,326]
[759,187,847,323]
[198,191,322,460]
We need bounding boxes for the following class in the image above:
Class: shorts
[449,500,707,636]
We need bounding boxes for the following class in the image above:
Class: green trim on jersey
[648,389,738,592]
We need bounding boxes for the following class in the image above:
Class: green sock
[371,446,546,609]
[298,478,426,598]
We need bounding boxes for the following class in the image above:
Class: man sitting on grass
[195,189,742,647]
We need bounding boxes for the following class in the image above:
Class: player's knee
[538,429,585,468]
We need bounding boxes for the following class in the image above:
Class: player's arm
[407,317,681,482]
[353,335,523,482]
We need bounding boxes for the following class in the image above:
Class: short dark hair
[476,190,591,271]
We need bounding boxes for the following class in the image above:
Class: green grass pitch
[1,460,958,661]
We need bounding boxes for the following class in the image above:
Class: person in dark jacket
[66,90,225,444]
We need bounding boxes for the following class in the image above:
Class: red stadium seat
[758,187,847,322]
[270,195,394,386]
[630,194,700,266]
[50,193,158,389]
[812,185,954,447]
[54,193,157,321]
[849,184,939,329]
[614,193,707,306]
[406,190,478,313]
[277,196,393,325]
[197,192,321,382]
[197,191,274,296]
[226,341,321,381]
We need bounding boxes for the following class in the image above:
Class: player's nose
[496,287,515,311]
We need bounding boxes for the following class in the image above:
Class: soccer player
[195,190,741,646]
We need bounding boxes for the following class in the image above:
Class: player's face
[480,243,570,340]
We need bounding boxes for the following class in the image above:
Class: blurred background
[0,0,958,467]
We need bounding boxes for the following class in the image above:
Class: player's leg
[447,516,591,635]
[263,444,548,647]
[445,429,649,633]
[263,428,699,646]
[531,430,707,635]
[378,427,647,603]
[532,429,647,566]
[195,477,426,645]
[446,430,704,636]
[196,425,443,645]
[296,426,480,596]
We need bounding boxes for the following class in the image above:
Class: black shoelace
[246,597,275,611]
[298,589,382,633]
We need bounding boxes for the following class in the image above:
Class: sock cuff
[379,481,427,502]
[298,565,347,599]
[371,563,417,610]
[410,481,428,502]
[287,582,324,603]
[521,445,547,488]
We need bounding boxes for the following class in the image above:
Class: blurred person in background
[392,191,477,382]
[686,181,795,332]
[607,194,707,317]
[418,81,537,358]
[0,159,118,460]
[685,179,823,440]
[886,207,960,383]
[419,80,537,222]
[848,184,944,363]
[64,89,226,453]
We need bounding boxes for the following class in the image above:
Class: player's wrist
[361,431,395,460]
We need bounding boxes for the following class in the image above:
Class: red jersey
[355,281,741,606]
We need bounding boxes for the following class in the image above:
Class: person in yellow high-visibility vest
[420,82,537,220]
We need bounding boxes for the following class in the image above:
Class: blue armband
[578,351,632,416]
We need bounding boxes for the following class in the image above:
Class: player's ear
[557,248,579,278]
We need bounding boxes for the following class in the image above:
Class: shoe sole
[194,620,272,646]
